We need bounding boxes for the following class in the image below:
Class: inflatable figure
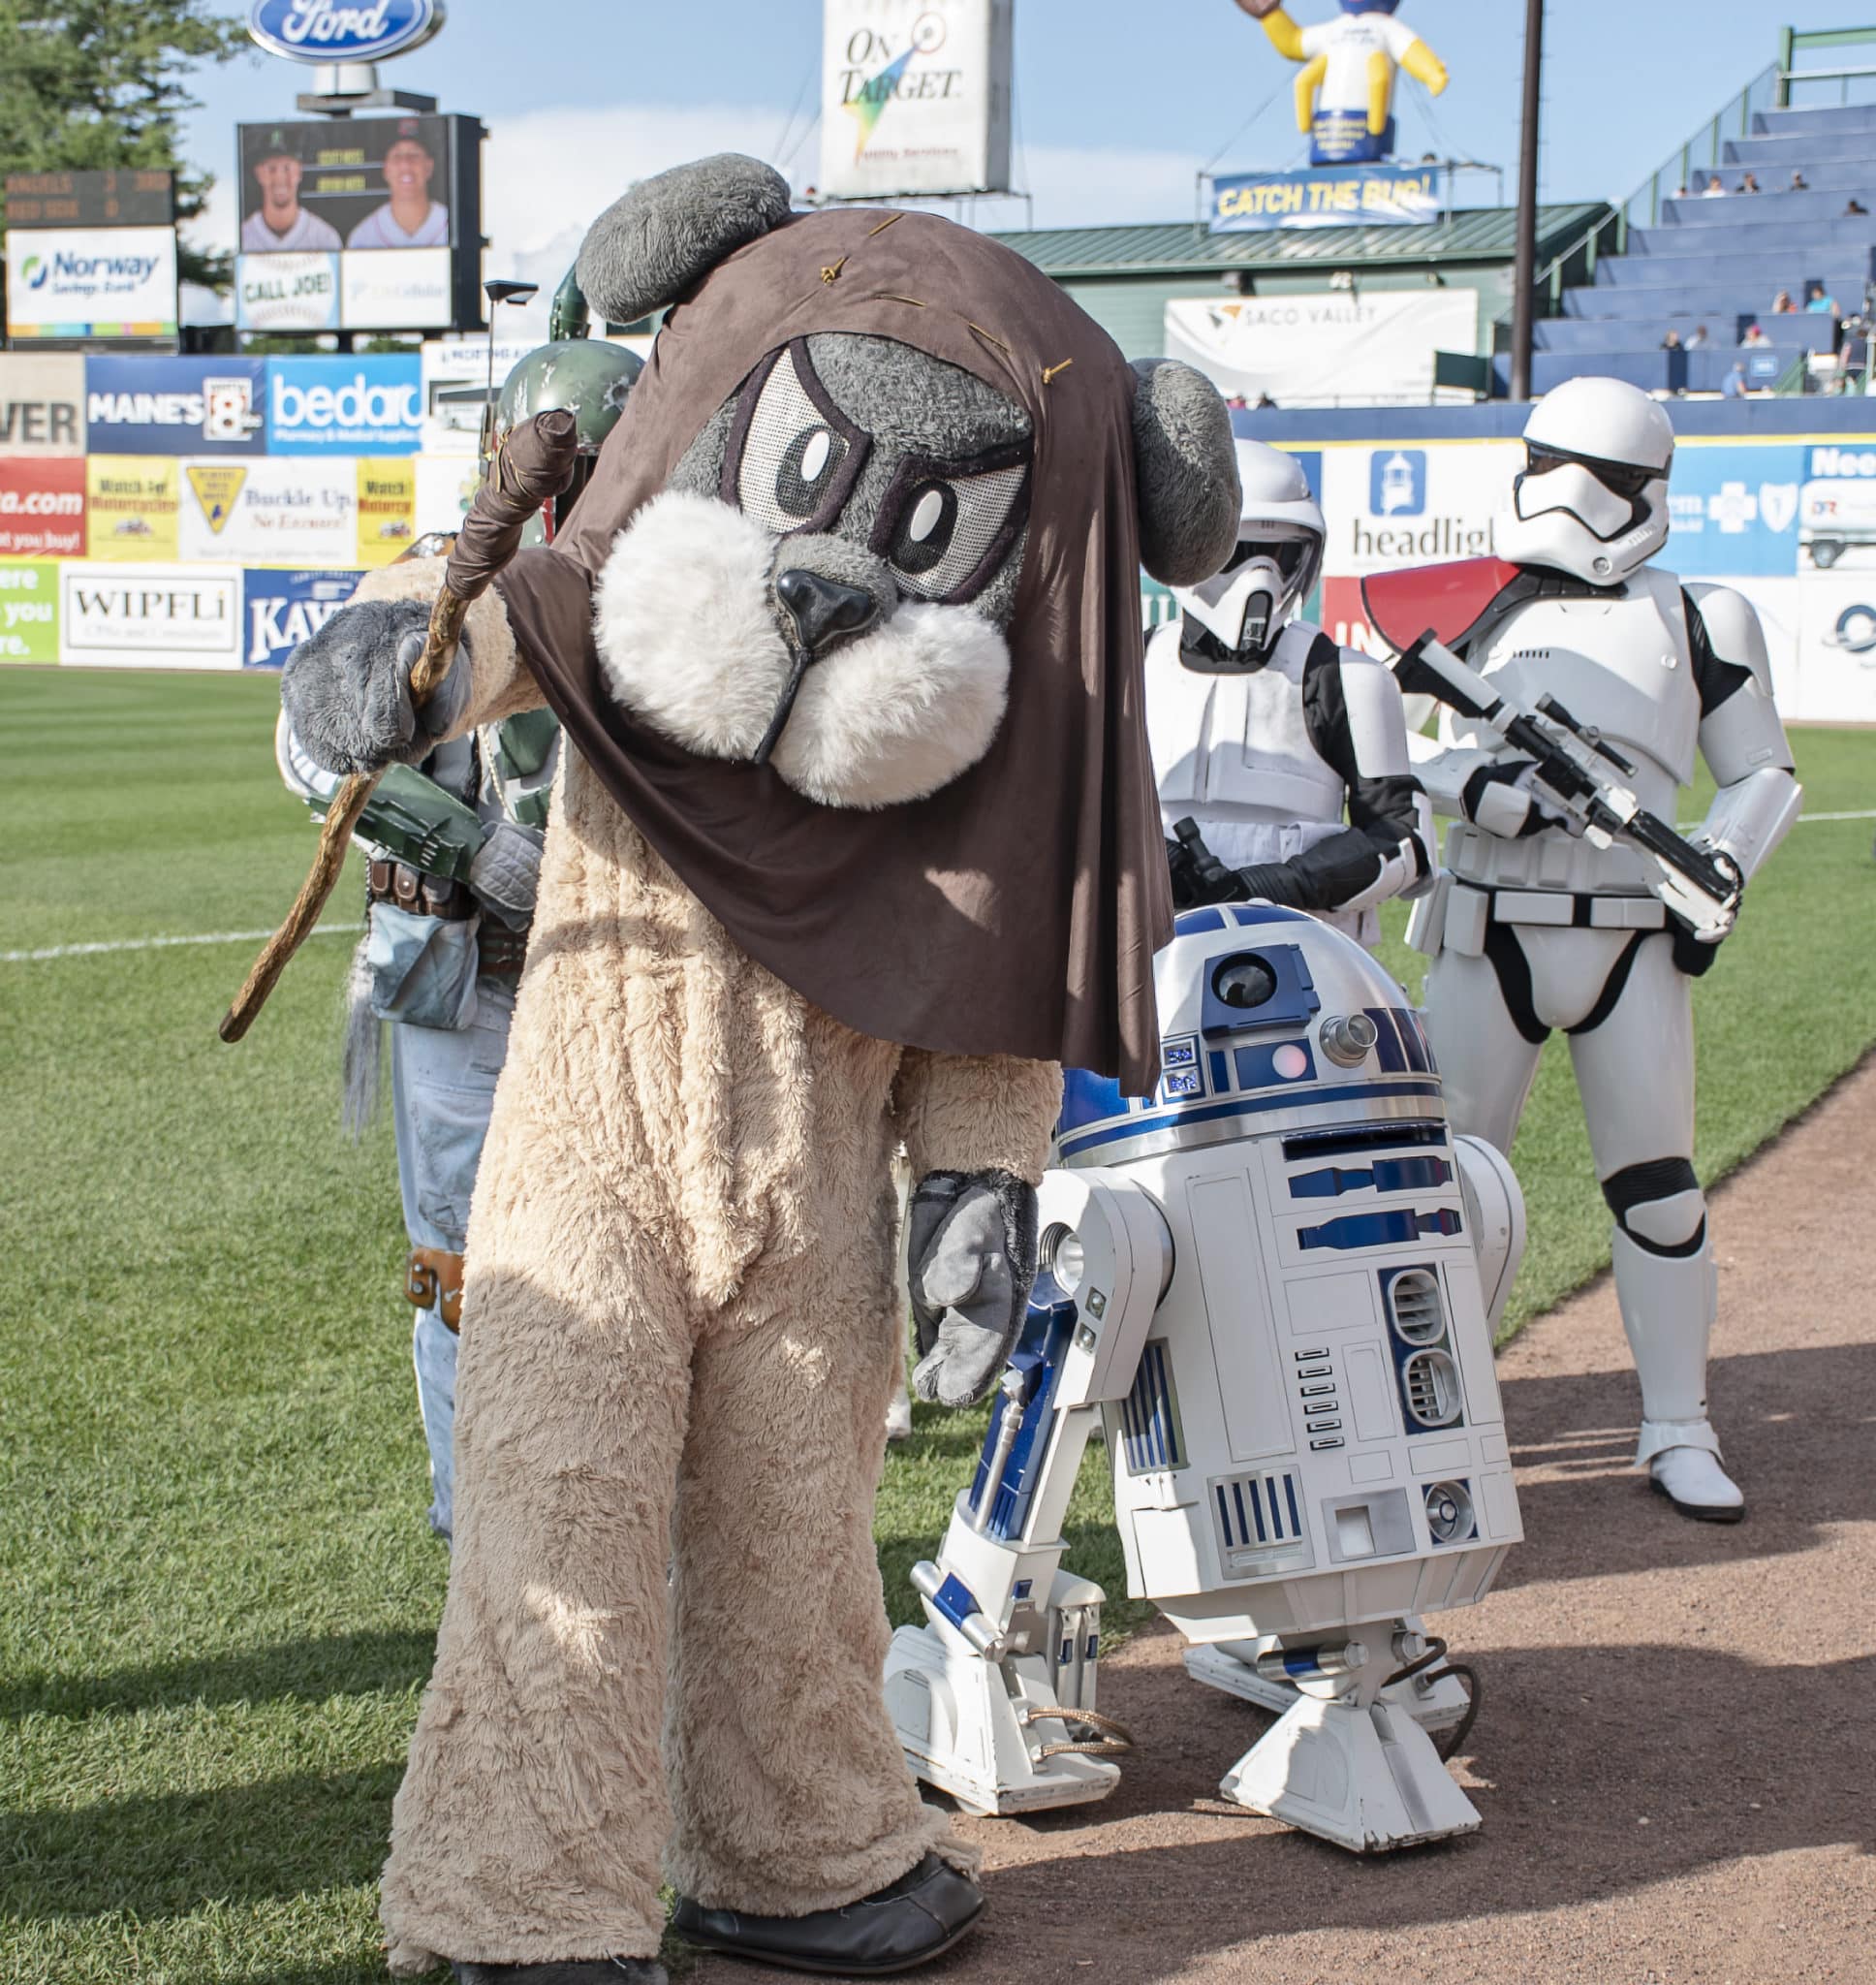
[277,156,1240,1982]
[1237,0,1450,165]
[1364,377,1801,1525]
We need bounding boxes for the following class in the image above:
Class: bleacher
[1495,92,1876,397]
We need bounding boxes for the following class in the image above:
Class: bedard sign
[246,0,445,64]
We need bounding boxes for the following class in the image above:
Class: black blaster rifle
[1166,816,1251,911]
[1395,630,1742,941]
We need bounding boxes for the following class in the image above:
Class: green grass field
[2,667,1871,1985]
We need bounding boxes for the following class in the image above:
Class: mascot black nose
[774,569,878,656]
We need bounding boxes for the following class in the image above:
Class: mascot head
[1340,0,1403,14]
[557,155,1239,810]
[497,155,1241,1091]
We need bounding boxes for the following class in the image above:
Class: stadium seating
[1515,100,1876,396]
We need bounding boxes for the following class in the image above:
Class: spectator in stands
[1253,392,1279,410]
[1740,323,1772,349]
[1791,171,1810,191]
[1673,181,1689,199]
[1806,282,1841,317]
[1686,324,1709,350]
[1844,197,1869,217]
[1702,174,1727,198]
[1660,329,1682,351]
[1740,173,1762,194]
[1722,362,1749,398]
[1772,290,1797,314]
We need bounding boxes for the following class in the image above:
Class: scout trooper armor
[1148,436,1434,947]
[1366,376,1801,1522]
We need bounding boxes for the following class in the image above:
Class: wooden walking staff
[220,410,579,1044]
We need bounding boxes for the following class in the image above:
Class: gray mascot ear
[1130,359,1242,586]
[576,154,793,326]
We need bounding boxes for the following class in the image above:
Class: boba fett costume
[279,332,641,1536]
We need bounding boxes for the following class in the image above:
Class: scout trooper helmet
[1172,438,1325,659]
[1493,375,1674,585]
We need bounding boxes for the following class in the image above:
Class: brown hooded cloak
[495,206,1171,1095]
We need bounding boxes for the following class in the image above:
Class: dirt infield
[696,1056,1876,1985]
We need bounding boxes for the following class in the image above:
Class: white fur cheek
[771,603,1011,810]
[590,488,792,760]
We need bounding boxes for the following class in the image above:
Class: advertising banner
[1166,290,1478,408]
[1319,440,1517,581]
[60,563,242,670]
[266,355,422,454]
[1665,443,1804,580]
[356,460,417,564]
[0,355,86,455]
[243,567,364,668]
[0,458,85,558]
[5,226,178,339]
[1210,163,1444,234]
[85,356,267,456]
[819,0,1013,200]
[85,457,180,560]
[234,250,340,332]
[0,561,60,663]
[414,452,484,536]
[339,246,453,331]
[179,457,360,565]
[245,0,445,65]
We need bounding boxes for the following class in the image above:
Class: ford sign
[247,0,446,64]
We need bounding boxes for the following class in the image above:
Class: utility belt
[405,1246,463,1332]
[1412,872,1666,958]
[367,859,529,978]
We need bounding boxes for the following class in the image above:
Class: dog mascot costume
[280,156,1240,1982]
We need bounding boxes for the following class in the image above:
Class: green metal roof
[988,204,1610,278]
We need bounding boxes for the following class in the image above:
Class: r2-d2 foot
[885,906,1526,1852]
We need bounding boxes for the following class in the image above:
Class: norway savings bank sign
[247,0,446,63]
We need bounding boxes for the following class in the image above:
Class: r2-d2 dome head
[1172,439,1325,661]
[1492,376,1674,585]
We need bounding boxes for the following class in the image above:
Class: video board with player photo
[238,115,455,255]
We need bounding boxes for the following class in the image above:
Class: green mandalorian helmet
[489,338,642,534]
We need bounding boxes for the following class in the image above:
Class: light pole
[1510,0,1545,402]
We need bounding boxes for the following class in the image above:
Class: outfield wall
[8,351,1876,719]
[1236,400,1876,725]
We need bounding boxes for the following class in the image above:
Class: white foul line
[1675,808,1875,829]
[2,926,353,964]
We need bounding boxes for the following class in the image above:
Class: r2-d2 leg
[884,1173,1172,1815]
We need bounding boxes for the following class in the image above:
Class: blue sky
[184,3,1876,331]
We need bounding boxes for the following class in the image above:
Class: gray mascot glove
[470,820,546,925]
[907,1169,1040,1408]
[280,597,471,776]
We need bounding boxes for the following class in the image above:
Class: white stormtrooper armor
[1369,377,1801,1522]
[1149,438,1434,947]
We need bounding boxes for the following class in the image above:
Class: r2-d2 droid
[884,905,1526,1853]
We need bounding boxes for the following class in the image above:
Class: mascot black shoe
[672,1851,984,1974]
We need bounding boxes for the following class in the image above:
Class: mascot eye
[723,340,869,537]
[871,442,1032,604]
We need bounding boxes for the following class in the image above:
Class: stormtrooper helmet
[1493,376,1674,585]
[1173,438,1325,660]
